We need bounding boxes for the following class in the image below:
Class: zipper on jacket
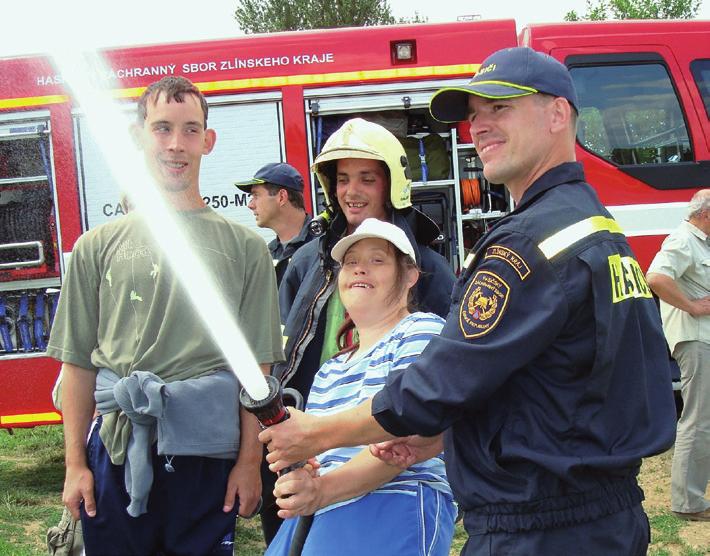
[283,268,334,385]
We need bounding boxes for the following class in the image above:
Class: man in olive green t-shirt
[46,76,284,555]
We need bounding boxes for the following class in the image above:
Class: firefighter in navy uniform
[260,47,677,555]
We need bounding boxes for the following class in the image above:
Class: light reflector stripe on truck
[0,412,62,426]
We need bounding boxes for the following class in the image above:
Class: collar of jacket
[462,162,586,260]
[516,162,586,212]
[268,213,314,256]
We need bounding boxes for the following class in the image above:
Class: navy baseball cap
[235,162,304,193]
[429,47,579,123]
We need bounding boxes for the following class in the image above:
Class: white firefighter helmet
[312,118,412,210]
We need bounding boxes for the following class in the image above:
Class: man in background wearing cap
[260,47,676,554]
[236,162,315,286]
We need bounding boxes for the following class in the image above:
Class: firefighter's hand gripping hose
[240,375,306,474]
[259,406,323,473]
[240,375,313,555]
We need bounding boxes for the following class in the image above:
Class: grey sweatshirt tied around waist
[94,368,240,517]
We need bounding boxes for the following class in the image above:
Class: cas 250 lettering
[202,194,249,208]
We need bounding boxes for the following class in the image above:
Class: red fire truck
[1,19,707,428]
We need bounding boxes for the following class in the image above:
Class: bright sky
[3,0,708,57]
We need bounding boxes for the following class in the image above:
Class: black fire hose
[287,513,313,556]
[240,375,314,556]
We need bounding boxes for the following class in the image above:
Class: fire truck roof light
[390,40,417,65]
[396,43,413,61]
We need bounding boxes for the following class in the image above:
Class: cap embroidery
[477,63,496,76]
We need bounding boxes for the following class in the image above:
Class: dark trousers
[259,448,283,545]
[462,504,650,556]
[80,418,238,556]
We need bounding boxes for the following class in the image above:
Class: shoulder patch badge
[484,245,531,280]
[459,270,510,339]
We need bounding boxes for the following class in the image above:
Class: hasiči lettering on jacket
[608,254,652,303]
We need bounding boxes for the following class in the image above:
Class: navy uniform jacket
[372,163,676,533]
[268,214,315,287]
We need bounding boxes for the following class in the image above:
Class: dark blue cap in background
[430,47,579,123]
[235,162,304,193]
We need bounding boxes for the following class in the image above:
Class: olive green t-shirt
[47,208,284,463]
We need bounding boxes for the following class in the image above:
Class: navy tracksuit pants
[80,417,238,556]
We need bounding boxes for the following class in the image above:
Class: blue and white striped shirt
[307,312,452,515]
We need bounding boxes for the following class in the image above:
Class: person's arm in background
[647,232,710,317]
[62,363,98,520]
[647,272,710,317]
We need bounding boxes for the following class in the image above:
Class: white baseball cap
[331,218,417,264]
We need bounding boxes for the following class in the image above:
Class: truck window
[690,59,710,118]
[570,63,692,166]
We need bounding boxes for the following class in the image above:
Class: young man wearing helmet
[277,117,454,402]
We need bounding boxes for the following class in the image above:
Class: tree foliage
[398,11,428,25]
[235,0,405,33]
[565,0,701,21]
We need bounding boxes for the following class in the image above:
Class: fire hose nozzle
[240,375,305,476]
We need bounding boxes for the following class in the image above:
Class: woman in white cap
[265,218,456,556]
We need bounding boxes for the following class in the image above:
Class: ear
[278,188,289,206]
[203,128,217,154]
[405,266,419,291]
[549,97,573,135]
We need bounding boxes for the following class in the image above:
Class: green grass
[650,510,686,545]
[450,522,467,553]
[235,519,267,555]
[1,430,707,555]
[647,509,710,556]
[0,426,65,556]
[682,548,710,556]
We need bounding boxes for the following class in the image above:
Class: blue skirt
[266,484,456,556]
